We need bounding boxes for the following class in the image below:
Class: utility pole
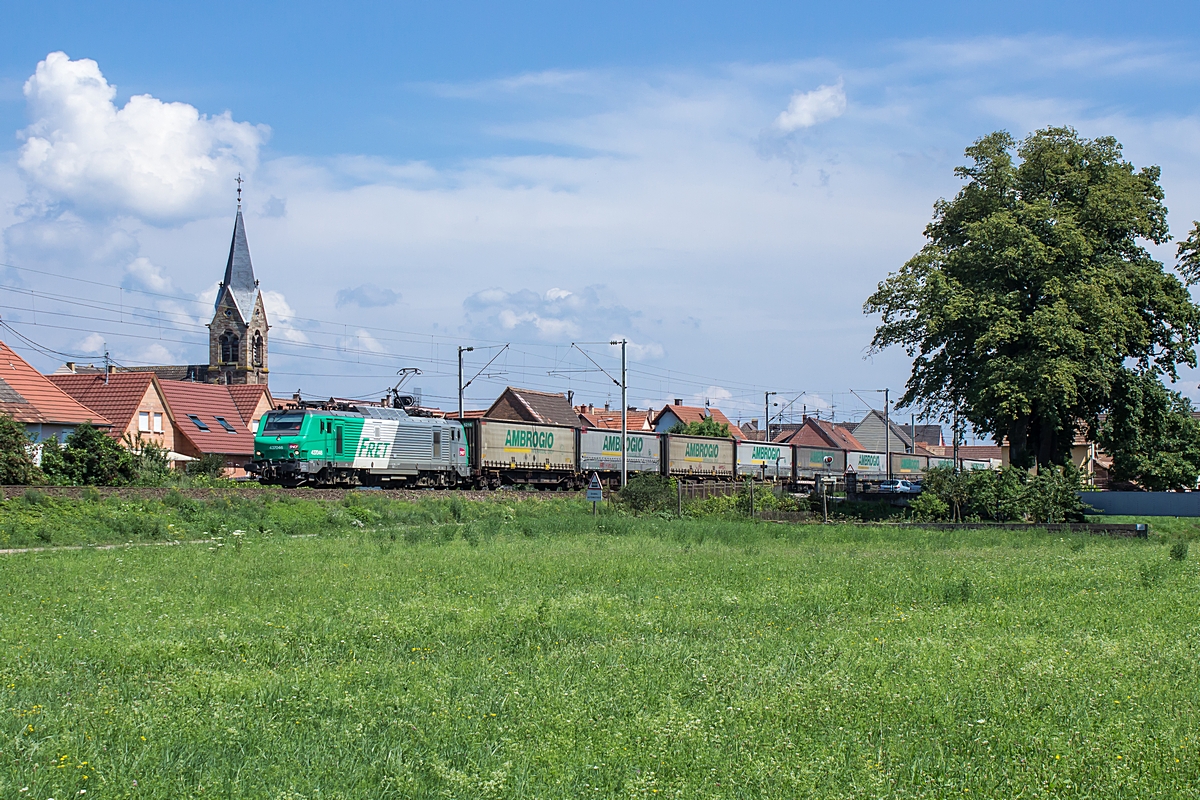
[103,348,110,385]
[457,346,473,419]
[884,387,891,480]
[764,391,777,443]
[612,339,627,487]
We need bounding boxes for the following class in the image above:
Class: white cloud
[774,79,846,131]
[77,332,105,354]
[260,289,309,343]
[18,52,267,222]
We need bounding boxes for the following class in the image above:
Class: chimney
[567,390,574,406]
[674,398,682,406]
[604,400,610,411]
[65,361,75,373]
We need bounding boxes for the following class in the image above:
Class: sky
[1,1,1199,433]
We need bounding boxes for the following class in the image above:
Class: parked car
[878,479,919,494]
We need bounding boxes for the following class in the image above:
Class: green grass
[2,505,1199,798]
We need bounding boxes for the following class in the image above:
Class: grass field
[2,499,1199,798]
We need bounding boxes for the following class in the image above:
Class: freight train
[250,404,993,489]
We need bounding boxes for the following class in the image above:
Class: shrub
[617,474,677,514]
[185,453,228,479]
[0,415,42,485]
[908,491,948,522]
[43,423,136,486]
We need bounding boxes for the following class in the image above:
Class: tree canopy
[0,414,42,485]
[865,127,1200,468]
[1096,372,1200,491]
[668,417,731,438]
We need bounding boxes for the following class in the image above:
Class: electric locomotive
[252,405,469,487]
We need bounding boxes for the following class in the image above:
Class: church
[98,189,271,385]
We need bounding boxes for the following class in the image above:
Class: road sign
[586,472,604,503]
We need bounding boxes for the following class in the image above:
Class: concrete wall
[1080,491,1200,517]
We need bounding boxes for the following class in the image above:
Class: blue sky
[1,2,1199,430]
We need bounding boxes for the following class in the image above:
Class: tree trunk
[1007,416,1031,468]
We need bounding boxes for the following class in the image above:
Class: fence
[1079,491,1200,517]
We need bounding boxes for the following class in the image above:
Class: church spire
[219,180,259,317]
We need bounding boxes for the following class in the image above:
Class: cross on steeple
[235,173,244,208]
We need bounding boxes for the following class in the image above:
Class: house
[485,387,581,427]
[651,401,743,439]
[841,409,918,453]
[48,372,178,456]
[157,381,257,474]
[576,404,652,431]
[774,417,864,451]
[0,341,112,442]
[227,384,275,435]
[898,423,944,448]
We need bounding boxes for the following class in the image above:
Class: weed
[1170,539,1189,561]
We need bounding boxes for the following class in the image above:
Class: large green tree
[865,127,1200,468]
[1096,372,1200,491]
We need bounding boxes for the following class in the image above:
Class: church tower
[208,180,269,385]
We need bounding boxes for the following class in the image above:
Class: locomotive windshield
[262,412,306,433]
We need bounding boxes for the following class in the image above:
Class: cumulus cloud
[335,283,401,309]
[77,332,105,354]
[260,289,309,343]
[17,52,267,222]
[774,79,846,131]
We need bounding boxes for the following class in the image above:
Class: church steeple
[208,177,269,385]
[218,205,260,319]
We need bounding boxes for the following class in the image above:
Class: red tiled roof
[776,418,862,451]
[48,372,163,438]
[652,404,744,439]
[158,381,254,456]
[0,342,111,427]
[578,410,651,431]
[227,384,273,425]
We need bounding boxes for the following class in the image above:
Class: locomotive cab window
[336,426,343,455]
[264,412,305,433]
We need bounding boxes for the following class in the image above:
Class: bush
[1170,539,1189,561]
[0,414,42,485]
[617,474,677,514]
[42,423,136,486]
[185,453,228,479]
[908,491,948,522]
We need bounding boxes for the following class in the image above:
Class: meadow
[1,494,1198,798]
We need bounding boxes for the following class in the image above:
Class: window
[187,414,210,431]
[214,416,238,434]
[252,331,264,366]
[335,425,343,455]
[153,413,163,433]
[263,412,305,432]
[138,411,150,432]
[219,332,240,363]
[433,429,441,457]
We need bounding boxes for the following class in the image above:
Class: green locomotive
[252,406,470,487]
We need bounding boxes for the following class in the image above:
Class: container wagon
[464,418,579,489]
[735,440,793,481]
[579,430,661,486]
[664,434,735,478]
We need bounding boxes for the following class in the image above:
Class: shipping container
[665,435,734,478]
[795,446,846,475]
[579,430,661,474]
[845,450,887,475]
[474,419,576,472]
[735,440,793,479]
[890,453,927,475]
[927,457,956,470]
[962,459,993,471]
